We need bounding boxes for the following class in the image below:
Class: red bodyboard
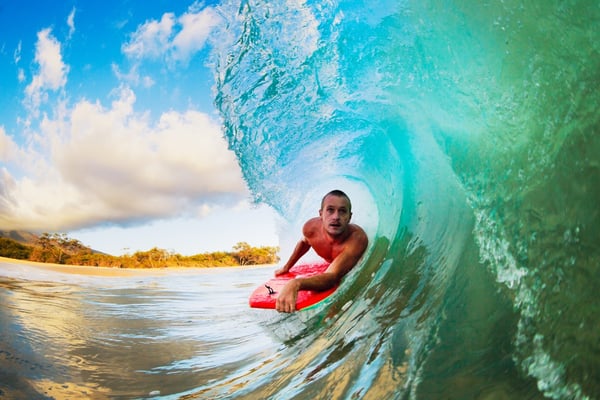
[249,262,336,310]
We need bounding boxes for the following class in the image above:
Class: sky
[0,0,281,256]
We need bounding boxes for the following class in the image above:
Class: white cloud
[14,40,26,82]
[67,7,76,38]
[122,4,221,66]
[170,7,221,64]
[111,63,155,88]
[13,40,21,64]
[0,86,248,232]
[0,127,18,162]
[24,28,69,114]
[0,127,32,173]
[141,75,155,88]
[122,12,176,60]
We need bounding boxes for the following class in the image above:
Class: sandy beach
[0,256,275,277]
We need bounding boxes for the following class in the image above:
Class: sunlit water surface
[0,261,282,399]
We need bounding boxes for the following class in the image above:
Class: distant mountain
[0,230,39,245]
[0,230,110,255]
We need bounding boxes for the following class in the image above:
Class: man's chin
[327,226,343,236]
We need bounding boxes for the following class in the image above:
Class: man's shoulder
[302,218,321,237]
[349,223,367,237]
[348,224,368,247]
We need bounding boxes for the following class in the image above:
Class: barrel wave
[208,1,599,399]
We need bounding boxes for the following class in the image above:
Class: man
[275,189,368,313]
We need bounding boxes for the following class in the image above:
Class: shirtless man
[275,190,368,313]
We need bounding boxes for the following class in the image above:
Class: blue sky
[0,0,280,255]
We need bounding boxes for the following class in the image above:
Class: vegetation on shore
[0,233,279,268]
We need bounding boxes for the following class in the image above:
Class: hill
[0,230,39,245]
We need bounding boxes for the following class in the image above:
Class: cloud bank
[0,4,249,233]
[0,84,247,231]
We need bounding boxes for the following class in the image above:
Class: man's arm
[276,229,368,313]
[274,238,311,276]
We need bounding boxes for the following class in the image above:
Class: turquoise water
[212,0,599,399]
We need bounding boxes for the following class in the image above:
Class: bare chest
[310,237,345,263]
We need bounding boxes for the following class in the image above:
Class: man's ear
[319,209,323,217]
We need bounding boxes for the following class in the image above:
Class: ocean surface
[0,262,283,399]
[2,0,599,399]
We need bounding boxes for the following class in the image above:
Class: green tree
[30,232,91,264]
[133,247,170,268]
[0,237,32,259]
[30,232,54,262]
[232,242,279,265]
[233,242,253,265]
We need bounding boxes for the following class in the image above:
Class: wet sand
[0,256,274,277]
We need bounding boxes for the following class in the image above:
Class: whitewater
[1,0,598,399]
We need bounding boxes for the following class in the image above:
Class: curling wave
[209,0,600,398]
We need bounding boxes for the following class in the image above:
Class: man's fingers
[276,297,295,313]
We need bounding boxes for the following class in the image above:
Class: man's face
[319,195,352,237]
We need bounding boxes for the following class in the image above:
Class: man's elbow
[327,272,344,288]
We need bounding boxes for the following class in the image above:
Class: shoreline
[0,256,275,277]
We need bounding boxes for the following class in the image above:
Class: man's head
[320,190,351,212]
[319,190,352,238]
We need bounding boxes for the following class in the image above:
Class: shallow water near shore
[0,257,545,400]
[0,261,283,399]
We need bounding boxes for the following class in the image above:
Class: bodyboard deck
[249,262,336,310]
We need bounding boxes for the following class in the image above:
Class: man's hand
[276,279,300,313]
[274,266,289,276]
